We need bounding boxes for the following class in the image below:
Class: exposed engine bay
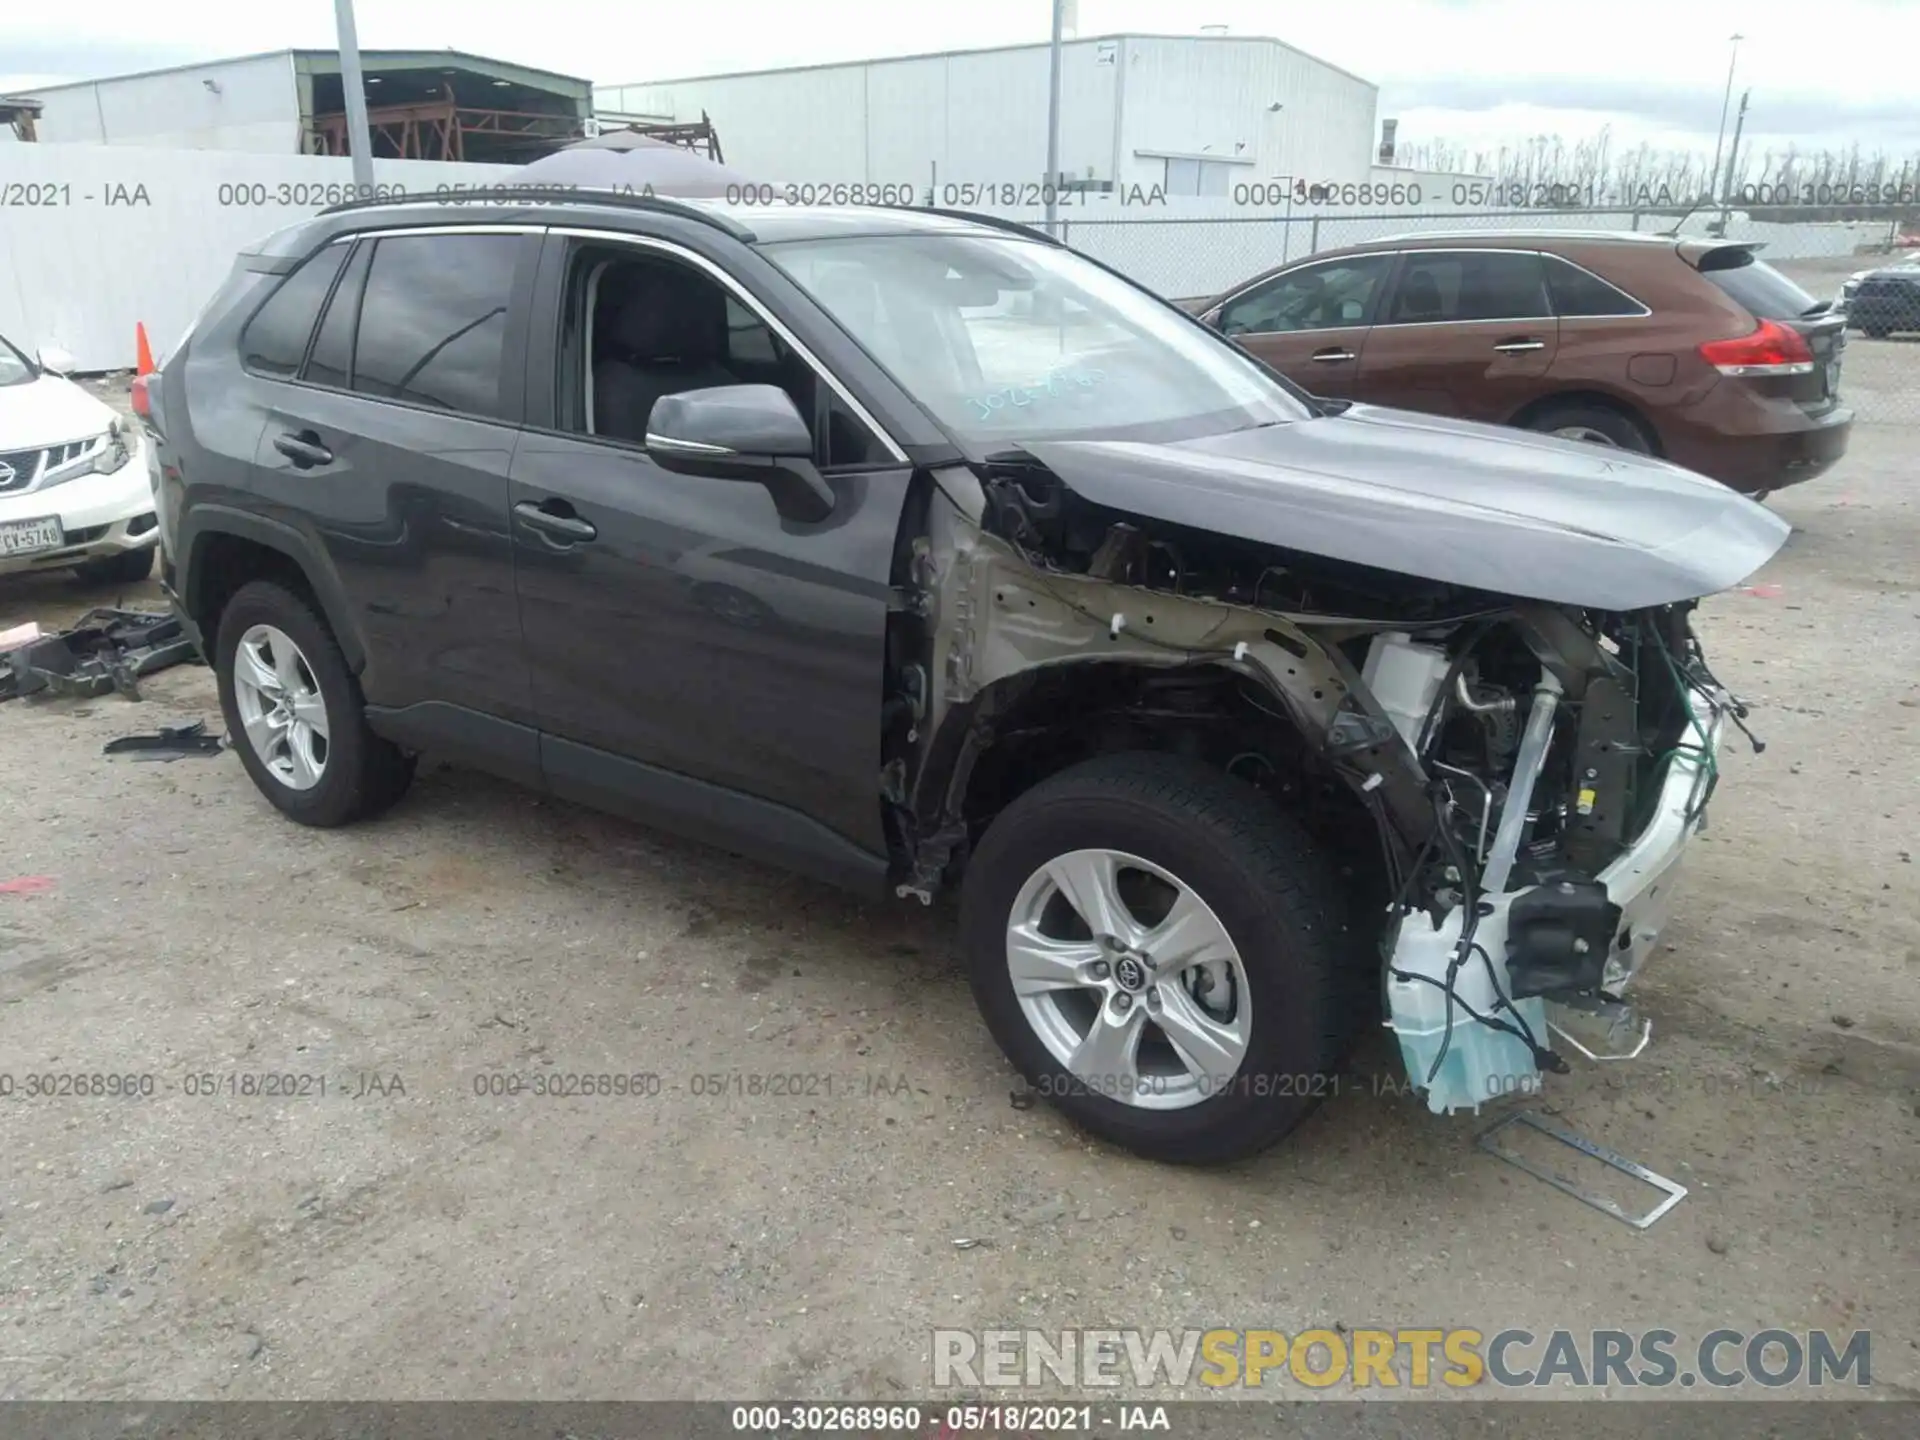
[888,450,1759,1113]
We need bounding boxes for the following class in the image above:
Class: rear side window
[1543,255,1644,317]
[242,244,349,377]
[304,240,371,390]
[1698,249,1819,320]
[350,234,519,418]
[1385,251,1549,324]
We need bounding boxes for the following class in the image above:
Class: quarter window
[242,244,349,378]
[1386,251,1550,324]
[1218,255,1395,336]
[350,234,519,419]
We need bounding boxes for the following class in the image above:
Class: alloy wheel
[231,623,330,791]
[1005,848,1252,1111]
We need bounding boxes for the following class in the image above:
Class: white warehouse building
[596,32,1400,200]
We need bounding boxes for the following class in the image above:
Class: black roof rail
[886,205,1064,245]
[315,185,757,241]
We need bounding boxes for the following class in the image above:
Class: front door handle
[513,499,597,543]
[1493,338,1547,353]
[1310,347,1357,363]
[272,430,333,468]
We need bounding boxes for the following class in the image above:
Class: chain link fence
[1047,206,1918,428]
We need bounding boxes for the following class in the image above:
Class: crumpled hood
[1019,403,1791,610]
[0,373,117,451]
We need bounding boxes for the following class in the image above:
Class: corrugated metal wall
[595,35,1371,193]
[1115,37,1375,188]
[0,145,518,370]
[23,54,304,154]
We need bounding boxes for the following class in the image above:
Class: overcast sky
[3,0,1915,159]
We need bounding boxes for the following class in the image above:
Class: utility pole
[334,0,376,191]
[1707,32,1743,203]
[1721,88,1751,229]
[1044,0,1066,236]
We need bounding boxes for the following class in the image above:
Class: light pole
[1044,0,1065,236]
[334,0,376,192]
[1707,32,1743,203]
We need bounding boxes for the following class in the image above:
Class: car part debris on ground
[1478,1110,1689,1229]
[0,607,195,702]
[102,719,225,761]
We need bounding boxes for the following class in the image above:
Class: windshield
[0,335,35,388]
[763,233,1312,447]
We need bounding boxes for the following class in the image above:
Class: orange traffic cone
[134,321,155,375]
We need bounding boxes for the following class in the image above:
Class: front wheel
[959,753,1357,1164]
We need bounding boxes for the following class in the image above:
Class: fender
[175,503,369,675]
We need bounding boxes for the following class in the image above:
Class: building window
[1162,158,1234,197]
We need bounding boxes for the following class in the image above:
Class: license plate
[0,515,64,557]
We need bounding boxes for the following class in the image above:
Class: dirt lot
[2,321,1917,1415]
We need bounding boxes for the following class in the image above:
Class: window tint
[351,234,519,418]
[242,244,349,377]
[1698,249,1819,321]
[1386,251,1549,324]
[1219,255,1394,336]
[1543,255,1644,317]
[303,240,370,389]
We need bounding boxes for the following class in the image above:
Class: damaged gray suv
[145,194,1785,1163]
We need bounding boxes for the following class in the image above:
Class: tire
[1863,327,1890,339]
[959,752,1358,1165]
[1523,402,1654,453]
[214,579,414,827]
[74,546,154,586]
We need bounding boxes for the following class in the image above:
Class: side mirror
[38,345,77,376]
[645,384,834,524]
[1200,308,1225,331]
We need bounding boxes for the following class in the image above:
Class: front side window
[242,243,350,378]
[350,234,518,419]
[1386,251,1550,324]
[765,232,1311,448]
[1219,256,1394,336]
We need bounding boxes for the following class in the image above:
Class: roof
[16,48,590,98]
[304,189,1057,247]
[602,32,1375,95]
[1369,229,1679,246]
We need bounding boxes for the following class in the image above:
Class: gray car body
[1023,402,1790,612]
[153,195,1785,902]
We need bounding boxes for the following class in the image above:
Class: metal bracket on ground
[1476,1109,1688,1229]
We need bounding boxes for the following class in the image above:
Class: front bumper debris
[1386,681,1726,1114]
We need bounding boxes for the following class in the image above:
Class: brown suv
[1195,231,1852,495]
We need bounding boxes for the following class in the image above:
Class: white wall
[1116,37,1376,190]
[597,35,1373,194]
[22,53,303,154]
[0,144,519,371]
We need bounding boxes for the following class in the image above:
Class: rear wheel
[214,580,414,827]
[1863,327,1891,339]
[959,753,1357,1164]
[74,546,154,586]
[1523,402,1654,454]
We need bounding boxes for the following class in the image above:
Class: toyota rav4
[143,194,1786,1163]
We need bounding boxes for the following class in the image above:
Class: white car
[0,332,156,585]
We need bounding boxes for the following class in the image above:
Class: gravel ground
[1,322,1916,1417]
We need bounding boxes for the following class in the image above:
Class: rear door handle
[1493,338,1547,353]
[513,499,597,543]
[272,430,333,468]
[1310,347,1357,363]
